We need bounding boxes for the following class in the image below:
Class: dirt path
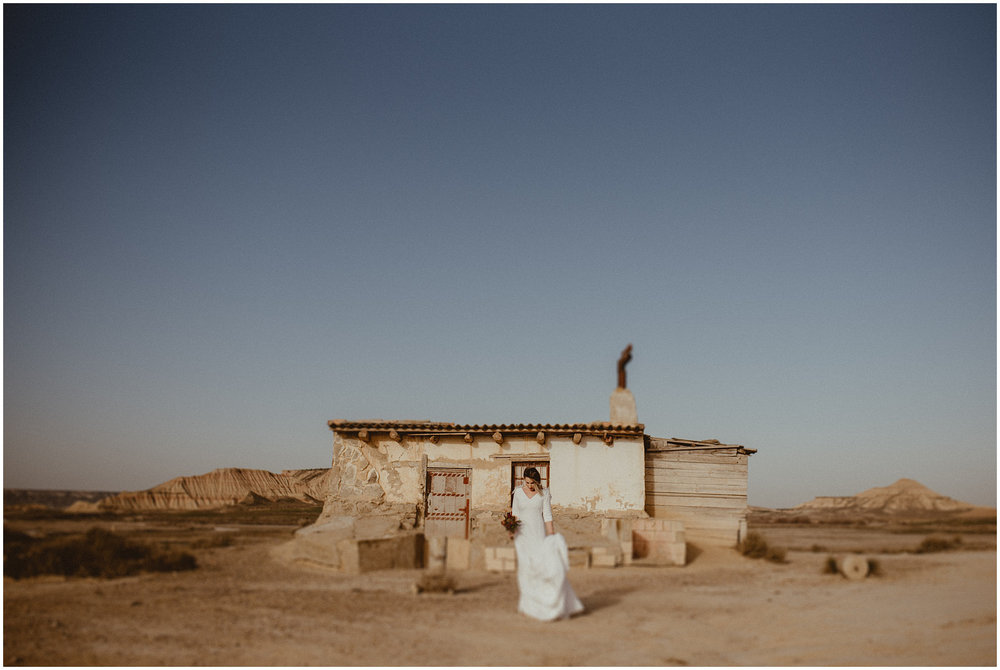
[4,537,995,666]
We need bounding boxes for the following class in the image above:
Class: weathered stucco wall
[549,435,645,512]
[326,429,645,515]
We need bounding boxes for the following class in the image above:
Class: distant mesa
[756,478,993,521]
[94,467,331,512]
[3,489,119,511]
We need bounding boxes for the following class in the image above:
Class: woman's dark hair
[523,467,543,487]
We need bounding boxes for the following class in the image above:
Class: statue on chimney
[617,344,633,389]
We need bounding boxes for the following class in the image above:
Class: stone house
[289,371,754,573]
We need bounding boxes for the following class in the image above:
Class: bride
[509,467,584,621]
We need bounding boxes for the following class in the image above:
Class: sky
[3,3,996,509]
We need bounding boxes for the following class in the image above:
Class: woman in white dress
[509,467,584,621]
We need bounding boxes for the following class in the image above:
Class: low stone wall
[280,508,682,573]
[632,518,686,565]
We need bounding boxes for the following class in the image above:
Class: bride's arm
[509,489,519,538]
[543,490,554,536]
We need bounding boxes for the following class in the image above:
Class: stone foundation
[281,508,682,572]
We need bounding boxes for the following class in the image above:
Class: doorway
[424,468,470,539]
[511,460,550,493]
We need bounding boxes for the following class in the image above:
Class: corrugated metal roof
[327,419,645,434]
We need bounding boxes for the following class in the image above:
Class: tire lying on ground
[837,555,869,580]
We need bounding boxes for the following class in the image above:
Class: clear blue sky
[4,4,995,508]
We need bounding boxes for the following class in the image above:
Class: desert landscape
[3,474,996,666]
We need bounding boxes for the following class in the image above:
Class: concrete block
[425,536,447,572]
[631,518,686,566]
[567,548,590,568]
[590,546,621,568]
[338,538,360,572]
[620,539,633,566]
[495,546,516,561]
[484,548,503,572]
[667,544,686,566]
[354,533,424,572]
[445,537,470,571]
[485,546,517,572]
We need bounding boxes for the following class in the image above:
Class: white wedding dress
[511,487,585,621]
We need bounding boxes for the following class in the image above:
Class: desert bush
[915,535,963,554]
[4,527,197,579]
[866,558,882,576]
[738,532,787,563]
[810,544,827,553]
[766,545,787,562]
[191,533,235,549]
[413,571,456,594]
[822,555,839,574]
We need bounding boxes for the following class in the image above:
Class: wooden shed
[644,436,756,547]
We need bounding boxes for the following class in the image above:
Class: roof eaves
[327,420,645,434]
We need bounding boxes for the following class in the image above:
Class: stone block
[484,548,503,572]
[667,543,686,566]
[590,546,621,568]
[495,546,516,561]
[445,537,471,571]
[567,548,590,568]
[485,546,517,572]
[354,533,424,572]
[632,518,686,566]
[620,539,634,566]
[425,536,447,572]
[338,538,360,572]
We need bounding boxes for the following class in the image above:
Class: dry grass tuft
[4,526,197,579]
[915,535,963,553]
[413,571,457,594]
[739,532,787,563]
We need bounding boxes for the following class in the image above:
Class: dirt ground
[4,522,996,666]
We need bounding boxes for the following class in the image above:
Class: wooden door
[424,468,470,539]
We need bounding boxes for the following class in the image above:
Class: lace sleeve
[542,489,553,523]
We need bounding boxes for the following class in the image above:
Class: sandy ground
[4,527,996,667]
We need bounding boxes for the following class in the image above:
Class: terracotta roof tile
[327,420,645,434]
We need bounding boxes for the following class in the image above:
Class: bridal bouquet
[501,511,520,533]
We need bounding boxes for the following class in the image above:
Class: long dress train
[511,486,584,621]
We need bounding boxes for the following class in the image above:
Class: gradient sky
[4,4,996,508]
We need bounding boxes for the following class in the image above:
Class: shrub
[191,533,235,549]
[4,527,197,579]
[413,571,456,594]
[739,532,787,563]
[915,535,962,554]
[866,558,882,576]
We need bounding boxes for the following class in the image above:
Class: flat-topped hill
[86,467,332,512]
[752,478,994,523]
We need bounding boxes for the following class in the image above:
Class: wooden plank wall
[645,446,748,547]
